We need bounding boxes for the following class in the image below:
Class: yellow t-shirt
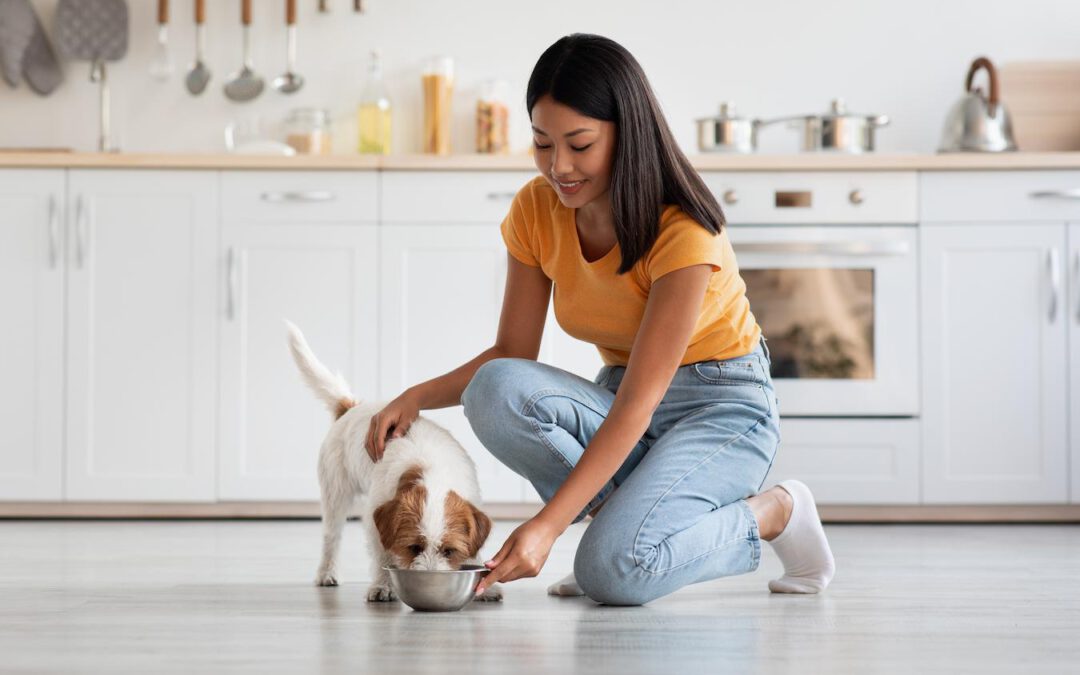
[500,176,761,367]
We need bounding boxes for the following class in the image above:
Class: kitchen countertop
[3,151,1080,171]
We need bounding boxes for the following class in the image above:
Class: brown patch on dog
[334,398,357,419]
[372,466,428,563]
[441,491,493,565]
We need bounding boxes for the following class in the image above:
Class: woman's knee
[462,358,529,416]
[573,522,657,606]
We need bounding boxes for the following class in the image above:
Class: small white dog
[285,320,502,602]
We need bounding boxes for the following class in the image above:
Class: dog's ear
[467,502,493,557]
[372,500,399,551]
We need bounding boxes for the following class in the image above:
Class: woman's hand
[364,391,420,462]
[474,515,562,596]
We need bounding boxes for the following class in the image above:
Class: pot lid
[695,101,750,123]
[818,98,889,124]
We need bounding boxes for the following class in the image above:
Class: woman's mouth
[554,178,586,195]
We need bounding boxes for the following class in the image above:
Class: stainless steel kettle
[938,56,1018,152]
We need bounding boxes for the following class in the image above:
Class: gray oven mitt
[22,0,61,94]
[0,0,35,86]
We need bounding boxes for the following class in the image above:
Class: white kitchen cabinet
[218,172,378,501]
[65,171,219,501]
[378,223,534,503]
[0,170,65,500]
[920,223,1068,503]
[1071,223,1080,504]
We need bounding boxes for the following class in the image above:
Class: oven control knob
[849,189,865,205]
[723,189,738,205]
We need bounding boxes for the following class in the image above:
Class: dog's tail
[284,319,358,420]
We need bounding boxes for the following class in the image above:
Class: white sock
[546,571,584,597]
[765,479,836,594]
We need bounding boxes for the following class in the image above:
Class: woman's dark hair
[527,33,726,275]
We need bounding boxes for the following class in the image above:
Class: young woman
[364,34,835,606]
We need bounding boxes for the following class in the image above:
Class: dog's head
[372,466,492,571]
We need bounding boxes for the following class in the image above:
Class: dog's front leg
[468,558,503,602]
[366,547,397,602]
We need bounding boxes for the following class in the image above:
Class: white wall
[2,0,1078,155]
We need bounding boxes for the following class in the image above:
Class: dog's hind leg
[315,483,352,587]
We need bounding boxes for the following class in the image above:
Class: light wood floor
[1,520,1078,674]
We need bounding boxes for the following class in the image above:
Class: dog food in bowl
[384,564,490,612]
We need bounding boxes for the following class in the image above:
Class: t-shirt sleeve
[645,218,725,282]
[499,185,542,268]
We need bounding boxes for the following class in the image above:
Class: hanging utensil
[318,0,330,12]
[55,0,129,152]
[223,0,264,102]
[184,0,210,95]
[21,0,62,96]
[148,0,173,80]
[272,0,303,94]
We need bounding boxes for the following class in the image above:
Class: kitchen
[2,0,1079,673]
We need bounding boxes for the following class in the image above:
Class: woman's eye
[533,141,552,150]
[571,144,592,152]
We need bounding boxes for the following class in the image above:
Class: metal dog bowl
[384,564,490,612]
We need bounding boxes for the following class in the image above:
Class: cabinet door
[218,224,378,501]
[0,170,65,500]
[1071,223,1080,504]
[380,224,531,503]
[921,223,1068,503]
[65,171,219,501]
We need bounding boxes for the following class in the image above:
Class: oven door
[730,225,919,417]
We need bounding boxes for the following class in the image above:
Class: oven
[705,171,919,418]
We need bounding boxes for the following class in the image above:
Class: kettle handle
[965,56,1000,107]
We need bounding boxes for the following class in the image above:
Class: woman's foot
[754,480,835,594]
[547,571,585,597]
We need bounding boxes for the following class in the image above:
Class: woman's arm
[535,263,715,532]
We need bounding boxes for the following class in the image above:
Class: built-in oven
[704,171,920,418]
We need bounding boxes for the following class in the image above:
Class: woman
[365,34,835,606]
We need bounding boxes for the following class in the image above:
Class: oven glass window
[742,268,875,379]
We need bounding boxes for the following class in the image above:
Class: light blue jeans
[461,336,781,606]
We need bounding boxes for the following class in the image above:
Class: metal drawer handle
[1048,249,1060,323]
[486,191,517,201]
[48,195,59,269]
[1029,189,1080,200]
[75,195,87,268]
[1074,250,1080,324]
[227,247,238,321]
[732,241,910,256]
[260,190,337,203]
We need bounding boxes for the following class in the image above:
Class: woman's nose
[550,147,574,178]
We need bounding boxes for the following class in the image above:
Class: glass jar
[357,50,392,155]
[284,108,332,155]
[476,79,509,154]
[421,56,454,155]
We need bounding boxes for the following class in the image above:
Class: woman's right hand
[364,390,421,462]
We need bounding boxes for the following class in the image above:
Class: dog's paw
[366,583,397,602]
[315,569,339,587]
[473,584,503,602]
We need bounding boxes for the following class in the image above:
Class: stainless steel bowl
[384,564,490,612]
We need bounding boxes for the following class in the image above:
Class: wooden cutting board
[999,61,1080,151]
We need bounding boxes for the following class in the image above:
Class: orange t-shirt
[500,176,761,367]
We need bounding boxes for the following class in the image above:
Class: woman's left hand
[474,515,562,596]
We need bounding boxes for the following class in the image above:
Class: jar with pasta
[284,108,332,155]
[421,56,454,155]
[476,79,509,154]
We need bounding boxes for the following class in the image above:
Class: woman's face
[530,95,616,210]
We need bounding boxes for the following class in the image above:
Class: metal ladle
[224,0,264,102]
[272,0,303,94]
[184,0,210,94]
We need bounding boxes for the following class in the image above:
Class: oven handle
[732,240,910,256]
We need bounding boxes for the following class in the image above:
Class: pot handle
[965,56,1000,107]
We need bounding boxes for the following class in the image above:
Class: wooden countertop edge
[4,152,1080,171]
[1,502,1079,522]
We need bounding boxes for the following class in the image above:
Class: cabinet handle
[226,247,238,320]
[260,190,337,203]
[1074,250,1080,324]
[1030,189,1080,200]
[486,191,517,201]
[1048,249,1060,323]
[48,195,59,269]
[732,240,909,256]
[75,195,87,268]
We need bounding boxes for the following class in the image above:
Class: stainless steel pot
[767,99,889,153]
[938,56,1017,153]
[696,102,759,153]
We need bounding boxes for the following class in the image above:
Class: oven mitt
[0,0,36,87]
[22,2,62,95]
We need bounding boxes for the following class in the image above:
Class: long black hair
[527,33,725,275]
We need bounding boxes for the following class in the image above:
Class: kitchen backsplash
[1,0,1077,154]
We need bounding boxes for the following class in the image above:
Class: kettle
[938,56,1018,152]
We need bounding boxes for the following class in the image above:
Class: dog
[284,320,502,602]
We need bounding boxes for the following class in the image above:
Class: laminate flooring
[1,520,1078,674]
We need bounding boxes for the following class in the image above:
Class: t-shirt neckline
[571,207,619,267]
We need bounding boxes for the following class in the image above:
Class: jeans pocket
[691,359,768,387]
